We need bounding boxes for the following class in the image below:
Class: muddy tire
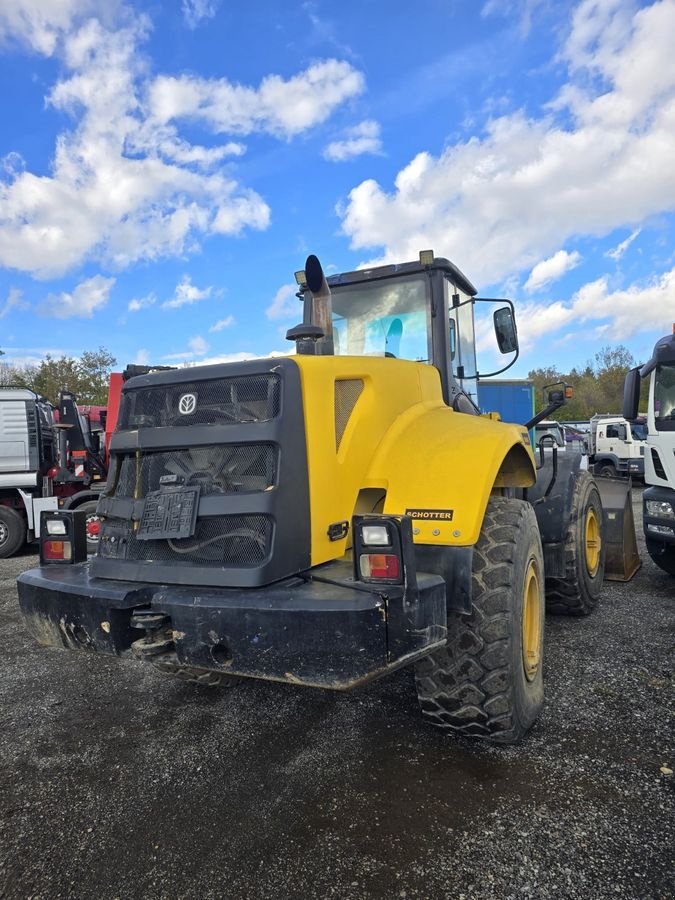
[76,500,102,555]
[545,471,604,616]
[645,538,675,576]
[0,506,27,559]
[415,497,545,745]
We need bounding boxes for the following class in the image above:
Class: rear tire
[645,538,675,576]
[0,506,27,559]
[415,497,545,745]
[596,463,616,478]
[545,471,605,616]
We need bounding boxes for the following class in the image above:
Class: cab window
[330,274,432,362]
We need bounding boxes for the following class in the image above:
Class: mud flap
[595,476,641,582]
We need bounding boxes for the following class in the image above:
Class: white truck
[587,413,646,479]
[0,387,108,557]
[624,333,675,574]
[0,388,59,557]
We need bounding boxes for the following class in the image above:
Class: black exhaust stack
[286,254,334,355]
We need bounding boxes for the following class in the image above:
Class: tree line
[0,347,116,406]
[527,345,648,420]
[0,342,648,418]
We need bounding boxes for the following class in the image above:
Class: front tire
[0,506,27,559]
[545,471,605,615]
[415,497,545,745]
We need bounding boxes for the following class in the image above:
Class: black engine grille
[114,445,276,497]
[100,515,273,567]
[118,374,280,429]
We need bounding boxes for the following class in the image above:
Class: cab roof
[326,257,477,297]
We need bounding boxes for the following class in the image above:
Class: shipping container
[477,379,535,427]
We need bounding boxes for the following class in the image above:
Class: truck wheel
[545,471,604,616]
[0,506,27,559]
[414,498,544,744]
[645,538,675,576]
[596,463,616,478]
[77,500,102,555]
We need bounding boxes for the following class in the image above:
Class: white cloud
[0,287,29,318]
[182,0,219,30]
[605,228,641,261]
[149,59,365,138]
[266,284,299,320]
[524,250,581,292]
[163,334,209,361]
[491,266,675,354]
[189,335,208,354]
[0,0,104,56]
[134,348,149,365]
[0,12,362,279]
[128,292,156,312]
[339,0,675,297]
[209,315,235,332]
[162,275,213,310]
[323,120,383,162]
[40,274,115,319]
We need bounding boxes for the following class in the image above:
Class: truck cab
[624,334,675,573]
[588,413,646,479]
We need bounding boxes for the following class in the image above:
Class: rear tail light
[40,510,87,565]
[353,515,414,584]
[43,540,72,561]
[359,553,400,580]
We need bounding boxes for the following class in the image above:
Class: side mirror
[494,306,518,354]
[623,367,641,420]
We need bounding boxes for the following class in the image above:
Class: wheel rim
[86,515,102,544]
[584,507,601,577]
[0,521,7,547]
[522,558,542,682]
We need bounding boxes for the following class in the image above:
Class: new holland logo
[178,393,197,415]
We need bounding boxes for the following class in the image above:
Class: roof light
[419,250,434,266]
[294,270,307,286]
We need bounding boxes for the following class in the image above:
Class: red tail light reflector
[359,553,400,580]
[43,540,72,561]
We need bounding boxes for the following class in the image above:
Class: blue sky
[0,0,674,378]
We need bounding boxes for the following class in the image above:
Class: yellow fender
[370,405,536,547]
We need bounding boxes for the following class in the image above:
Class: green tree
[21,347,117,405]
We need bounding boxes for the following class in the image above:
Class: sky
[1,0,675,379]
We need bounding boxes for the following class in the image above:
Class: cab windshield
[330,274,431,361]
[654,364,675,431]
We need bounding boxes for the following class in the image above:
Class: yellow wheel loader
[17,252,606,744]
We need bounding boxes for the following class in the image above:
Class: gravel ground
[0,488,672,900]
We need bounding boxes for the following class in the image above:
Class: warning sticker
[405,508,454,521]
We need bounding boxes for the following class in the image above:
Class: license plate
[136,487,201,541]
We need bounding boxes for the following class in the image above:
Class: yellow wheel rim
[522,559,542,682]
[584,507,601,577]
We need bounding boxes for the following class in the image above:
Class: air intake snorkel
[286,254,335,355]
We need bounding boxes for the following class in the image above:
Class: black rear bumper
[17,562,447,690]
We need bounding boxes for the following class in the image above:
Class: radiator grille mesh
[114,445,276,497]
[100,515,272,567]
[334,379,364,451]
[118,375,280,429]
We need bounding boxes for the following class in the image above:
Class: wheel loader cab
[296,252,517,412]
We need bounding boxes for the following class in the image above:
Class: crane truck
[0,388,108,558]
[17,252,607,744]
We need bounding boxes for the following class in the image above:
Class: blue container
[477,380,535,427]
